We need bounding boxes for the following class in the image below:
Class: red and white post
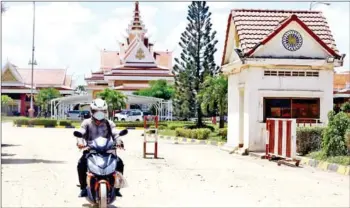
[143,115,159,159]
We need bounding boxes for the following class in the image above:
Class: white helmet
[90,98,108,111]
[90,98,108,121]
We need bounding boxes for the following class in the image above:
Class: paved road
[1,122,349,207]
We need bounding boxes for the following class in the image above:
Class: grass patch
[307,151,350,166]
[1,116,20,122]
[158,128,226,142]
[158,129,176,137]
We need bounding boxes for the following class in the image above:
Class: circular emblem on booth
[282,30,303,51]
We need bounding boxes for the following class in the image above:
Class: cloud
[2,2,97,85]
[1,2,160,85]
[314,3,350,71]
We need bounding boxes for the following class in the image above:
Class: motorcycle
[73,129,128,208]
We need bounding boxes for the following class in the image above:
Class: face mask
[93,111,105,121]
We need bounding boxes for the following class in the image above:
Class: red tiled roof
[85,76,105,81]
[105,73,175,77]
[17,68,68,86]
[112,66,170,71]
[1,86,31,89]
[222,9,339,64]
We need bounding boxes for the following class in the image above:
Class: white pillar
[225,75,241,149]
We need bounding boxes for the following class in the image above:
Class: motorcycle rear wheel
[98,183,107,208]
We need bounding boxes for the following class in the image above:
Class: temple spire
[127,1,147,40]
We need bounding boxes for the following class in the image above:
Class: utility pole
[28,1,36,118]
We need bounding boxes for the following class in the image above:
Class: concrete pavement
[1,122,349,207]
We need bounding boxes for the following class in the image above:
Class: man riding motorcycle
[76,98,124,198]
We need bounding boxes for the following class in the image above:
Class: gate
[265,118,300,166]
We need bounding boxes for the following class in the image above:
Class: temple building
[85,1,174,98]
[1,62,74,116]
[221,9,346,152]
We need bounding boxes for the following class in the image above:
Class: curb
[155,134,224,147]
[299,157,350,175]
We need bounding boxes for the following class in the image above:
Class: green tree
[341,101,350,113]
[322,111,350,156]
[133,80,175,100]
[97,88,128,118]
[173,1,219,127]
[1,95,14,115]
[35,88,61,115]
[198,75,228,128]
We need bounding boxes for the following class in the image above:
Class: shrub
[195,129,211,140]
[14,118,58,127]
[341,101,350,113]
[13,117,30,125]
[218,128,227,139]
[185,124,215,132]
[115,122,167,128]
[296,126,325,155]
[322,111,350,157]
[345,129,350,153]
[175,128,211,140]
[28,119,57,127]
[168,123,190,130]
[59,120,73,127]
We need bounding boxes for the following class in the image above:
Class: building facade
[334,71,350,107]
[1,62,74,116]
[85,1,174,99]
[221,9,346,152]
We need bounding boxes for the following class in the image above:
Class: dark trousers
[77,151,124,189]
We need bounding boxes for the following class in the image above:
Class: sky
[2,1,350,86]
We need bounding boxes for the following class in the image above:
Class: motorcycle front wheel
[98,182,107,208]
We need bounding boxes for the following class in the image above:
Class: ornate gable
[1,62,24,83]
[123,36,157,67]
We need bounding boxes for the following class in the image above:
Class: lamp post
[309,1,330,10]
[28,1,36,118]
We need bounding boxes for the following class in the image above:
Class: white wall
[243,68,333,151]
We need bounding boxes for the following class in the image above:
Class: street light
[28,1,36,118]
[309,1,331,10]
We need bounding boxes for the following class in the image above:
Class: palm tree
[35,88,61,116]
[198,75,228,128]
[97,88,128,119]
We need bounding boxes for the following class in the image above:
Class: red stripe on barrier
[278,120,283,155]
[269,120,275,153]
[286,120,292,158]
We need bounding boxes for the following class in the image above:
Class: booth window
[263,98,320,122]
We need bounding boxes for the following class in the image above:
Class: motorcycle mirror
[119,129,128,137]
[73,131,83,138]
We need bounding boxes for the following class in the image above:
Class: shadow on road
[82,203,117,208]
[1,144,21,148]
[1,158,66,165]
[1,153,16,157]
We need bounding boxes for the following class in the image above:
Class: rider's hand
[116,140,124,149]
[76,143,85,149]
